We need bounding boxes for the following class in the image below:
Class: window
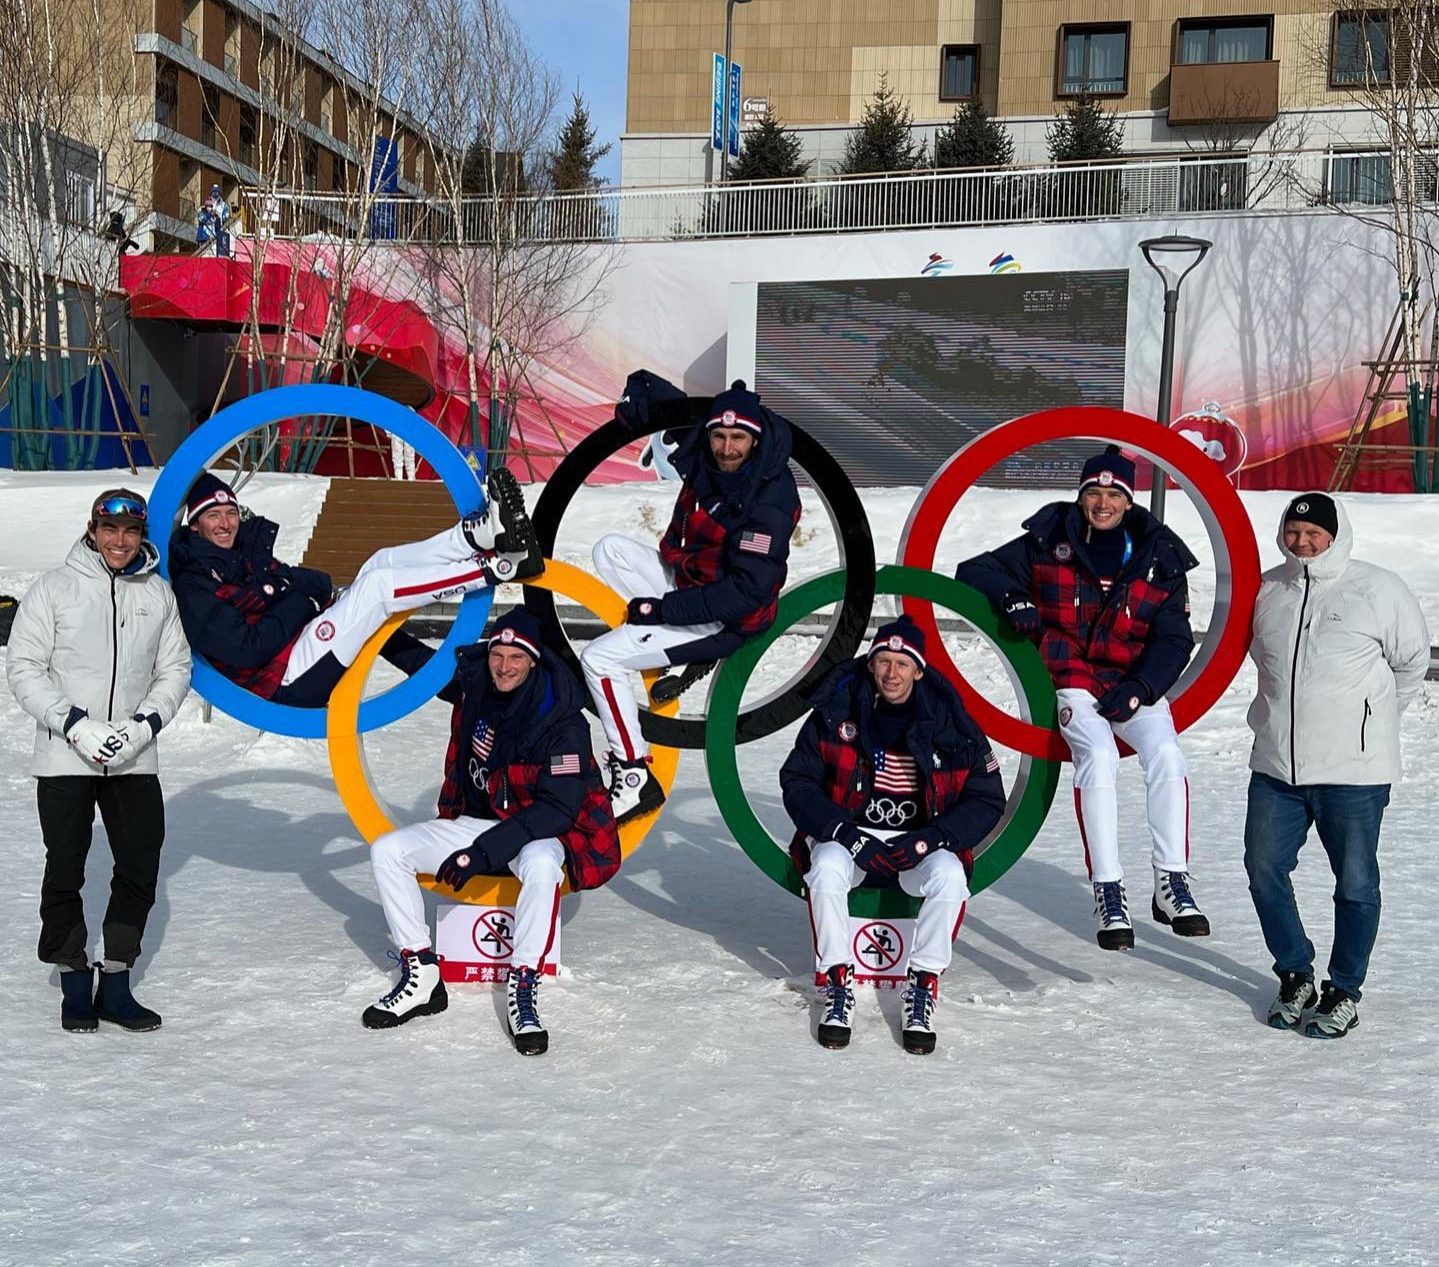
[201,84,220,150]
[224,13,240,77]
[1177,16,1272,64]
[1332,12,1391,84]
[1325,150,1438,204]
[154,62,178,126]
[939,45,979,100]
[303,141,318,191]
[320,82,334,135]
[238,105,257,167]
[181,0,201,53]
[1059,25,1129,96]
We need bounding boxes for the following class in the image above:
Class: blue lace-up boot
[817,964,856,1049]
[1093,880,1134,950]
[901,969,939,1055]
[362,948,448,1029]
[507,965,548,1055]
[1152,869,1211,937]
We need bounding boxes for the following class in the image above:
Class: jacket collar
[67,534,159,580]
[1275,497,1354,584]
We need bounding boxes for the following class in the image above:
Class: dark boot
[60,966,98,1033]
[94,966,162,1031]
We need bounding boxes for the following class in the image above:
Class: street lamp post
[720,0,752,182]
[1138,235,1212,521]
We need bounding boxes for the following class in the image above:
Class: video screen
[754,270,1129,487]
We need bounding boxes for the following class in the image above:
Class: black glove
[1095,679,1151,723]
[1001,591,1041,636]
[834,821,899,879]
[626,596,665,626]
[882,831,941,872]
[434,842,496,890]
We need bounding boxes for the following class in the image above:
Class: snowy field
[2,470,1438,1267]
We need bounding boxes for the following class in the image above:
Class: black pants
[36,774,166,970]
[271,629,434,707]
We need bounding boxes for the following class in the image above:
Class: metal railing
[236,149,1413,246]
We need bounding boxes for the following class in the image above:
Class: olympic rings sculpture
[150,384,493,738]
[704,566,1062,919]
[325,560,681,906]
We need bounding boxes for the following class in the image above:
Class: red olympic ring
[898,406,1261,762]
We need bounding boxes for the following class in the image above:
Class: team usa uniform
[957,446,1210,950]
[168,467,540,706]
[780,616,1006,1053]
[363,610,619,1054]
[581,381,801,823]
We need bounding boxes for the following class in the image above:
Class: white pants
[284,521,491,683]
[579,533,722,760]
[804,835,971,975]
[369,816,566,970]
[1057,687,1190,883]
[389,434,417,480]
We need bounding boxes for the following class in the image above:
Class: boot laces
[1096,881,1128,925]
[380,949,420,1006]
[1163,871,1198,912]
[510,967,541,1029]
[904,974,936,1031]
[822,968,854,1025]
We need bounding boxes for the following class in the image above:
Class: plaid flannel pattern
[658,486,727,587]
[208,577,300,698]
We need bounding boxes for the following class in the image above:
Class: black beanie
[1078,445,1136,502]
[707,380,764,437]
[487,609,543,661]
[867,614,927,670]
[185,471,239,524]
[1283,493,1338,539]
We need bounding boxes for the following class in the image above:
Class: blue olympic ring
[150,384,492,738]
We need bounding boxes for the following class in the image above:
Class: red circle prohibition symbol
[471,910,516,961]
[897,406,1261,762]
[853,921,905,972]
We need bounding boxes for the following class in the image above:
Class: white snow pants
[369,816,565,970]
[579,533,722,760]
[284,521,491,683]
[1057,687,1190,883]
[804,835,970,975]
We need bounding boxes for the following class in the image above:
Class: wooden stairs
[299,477,465,586]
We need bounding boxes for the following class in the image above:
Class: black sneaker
[817,964,856,1049]
[651,659,719,704]
[1303,982,1359,1039]
[1266,971,1318,1030]
[901,968,939,1055]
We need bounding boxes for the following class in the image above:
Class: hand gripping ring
[704,565,1061,919]
[523,398,876,749]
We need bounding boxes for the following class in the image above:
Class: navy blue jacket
[780,658,1006,882]
[956,502,1197,700]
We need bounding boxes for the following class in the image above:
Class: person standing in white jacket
[6,490,190,1032]
[1244,493,1429,1039]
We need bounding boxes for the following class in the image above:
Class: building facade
[623,0,1393,188]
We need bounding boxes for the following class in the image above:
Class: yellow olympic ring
[326,559,680,904]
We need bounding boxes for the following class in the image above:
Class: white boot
[362,948,447,1029]
[606,753,666,825]
[507,965,548,1055]
[1152,869,1211,937]
[1093,880,1134,950]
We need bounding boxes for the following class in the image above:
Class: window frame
[1056,23,1132,99]
[1329,10,1393,88]
[938,43,981,102]
[1174,15,1274,65]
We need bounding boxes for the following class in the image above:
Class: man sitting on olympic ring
[956,445,1209,951]
[780,615,1006,1055]
[361,610,619,1054]
[582,380,801,824]
[168,466,540,707]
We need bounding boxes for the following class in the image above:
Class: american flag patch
[738,530,772,555]
[549,753,581,776]
[471,720,494,761]
[984,750,1000,774]
[873,749,919,795]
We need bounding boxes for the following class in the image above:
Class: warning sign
[435,903,560,984]
[471,909,515,960]
[813,916,916,989]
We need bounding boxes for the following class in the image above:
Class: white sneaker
[362,948,447,1029]
[1303,983,1359,1039]
[1152,870,1211,937]
[1266,972,1318,1030]
[507,965,548,1055]
[1093,881,1134,950]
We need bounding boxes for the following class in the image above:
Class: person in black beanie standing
[957,446,1209,951]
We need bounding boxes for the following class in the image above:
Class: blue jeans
[1243,772,1389,999]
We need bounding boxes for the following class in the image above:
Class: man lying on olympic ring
[167,466,540,707]
[581,378,801,824]
[955,445,1209,951]
[780,615,1006,1055]
[360,610,619,1054]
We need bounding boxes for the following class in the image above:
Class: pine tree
[728,109,811,182]
[933,99,1013,170]
[1045,95,1124,163]
[837,72,928,175]
[544,91,612,192]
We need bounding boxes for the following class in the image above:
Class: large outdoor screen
[754,270,1129,487]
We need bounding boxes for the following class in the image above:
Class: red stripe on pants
[601,676,636,760]
[1073,787,1094,880]
[392,565,487,599]
[534,886,562,972]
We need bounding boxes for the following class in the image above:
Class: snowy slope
[1,473,1437,1267]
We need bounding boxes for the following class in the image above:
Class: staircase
[300,477,466,585]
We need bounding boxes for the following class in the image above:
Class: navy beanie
[185,471,240,524]
[867,614,927,670]
[1078,445,1136,502]
[487,609,543,661]
[707,380,765,438]
[1284,492,1338,539]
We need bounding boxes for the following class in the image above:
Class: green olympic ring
[704,565,1061,919]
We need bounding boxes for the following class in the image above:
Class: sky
[508,0,630,187]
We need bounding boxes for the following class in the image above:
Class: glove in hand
[66,716,126,766]
[834,822,899,879]
[1095,679,1151,723]
[1001,591,1041,636]
[626,596,665,626]
[435,843,495,890]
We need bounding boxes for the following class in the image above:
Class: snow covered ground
[2,471,1437,1267]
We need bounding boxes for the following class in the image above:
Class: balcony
[1168,60,1279,126]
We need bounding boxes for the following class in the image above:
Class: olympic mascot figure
[361,610,619,1055]
[168,466,540,707]
[780,616,1006,1054]
[581,380,801,824]
[957,445,1210,951]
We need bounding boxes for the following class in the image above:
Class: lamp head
[1139,235,1212,291]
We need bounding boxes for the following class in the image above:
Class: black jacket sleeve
[175,576,318,669]
[1129,575,1195,699]
[780,712,852,843]
[473,714,590,866]
[661,499,793,626]
[955,533,1036,608]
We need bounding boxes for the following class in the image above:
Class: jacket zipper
[1287,569,1311,785]
[1361,698,1371,753]
[104,573,120,778]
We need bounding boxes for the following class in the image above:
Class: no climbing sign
[813,917,917,989]
[435,903,560,984]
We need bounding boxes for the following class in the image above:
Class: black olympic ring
[526,397,877,748]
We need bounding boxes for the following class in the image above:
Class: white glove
[108,714,158,768]
[66,717,127,766]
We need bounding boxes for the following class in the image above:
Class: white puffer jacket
[1247,498,1430,786]
[6,535,191,777]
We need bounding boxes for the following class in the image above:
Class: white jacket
[6,535,191,777]
[1247,498,1429,786]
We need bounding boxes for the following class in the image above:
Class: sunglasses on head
[93,492,148,523]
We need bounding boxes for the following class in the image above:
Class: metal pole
[1150,286,1179,521]
[721,0,735,182]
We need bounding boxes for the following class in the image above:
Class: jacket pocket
[1361,698,1371,753]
